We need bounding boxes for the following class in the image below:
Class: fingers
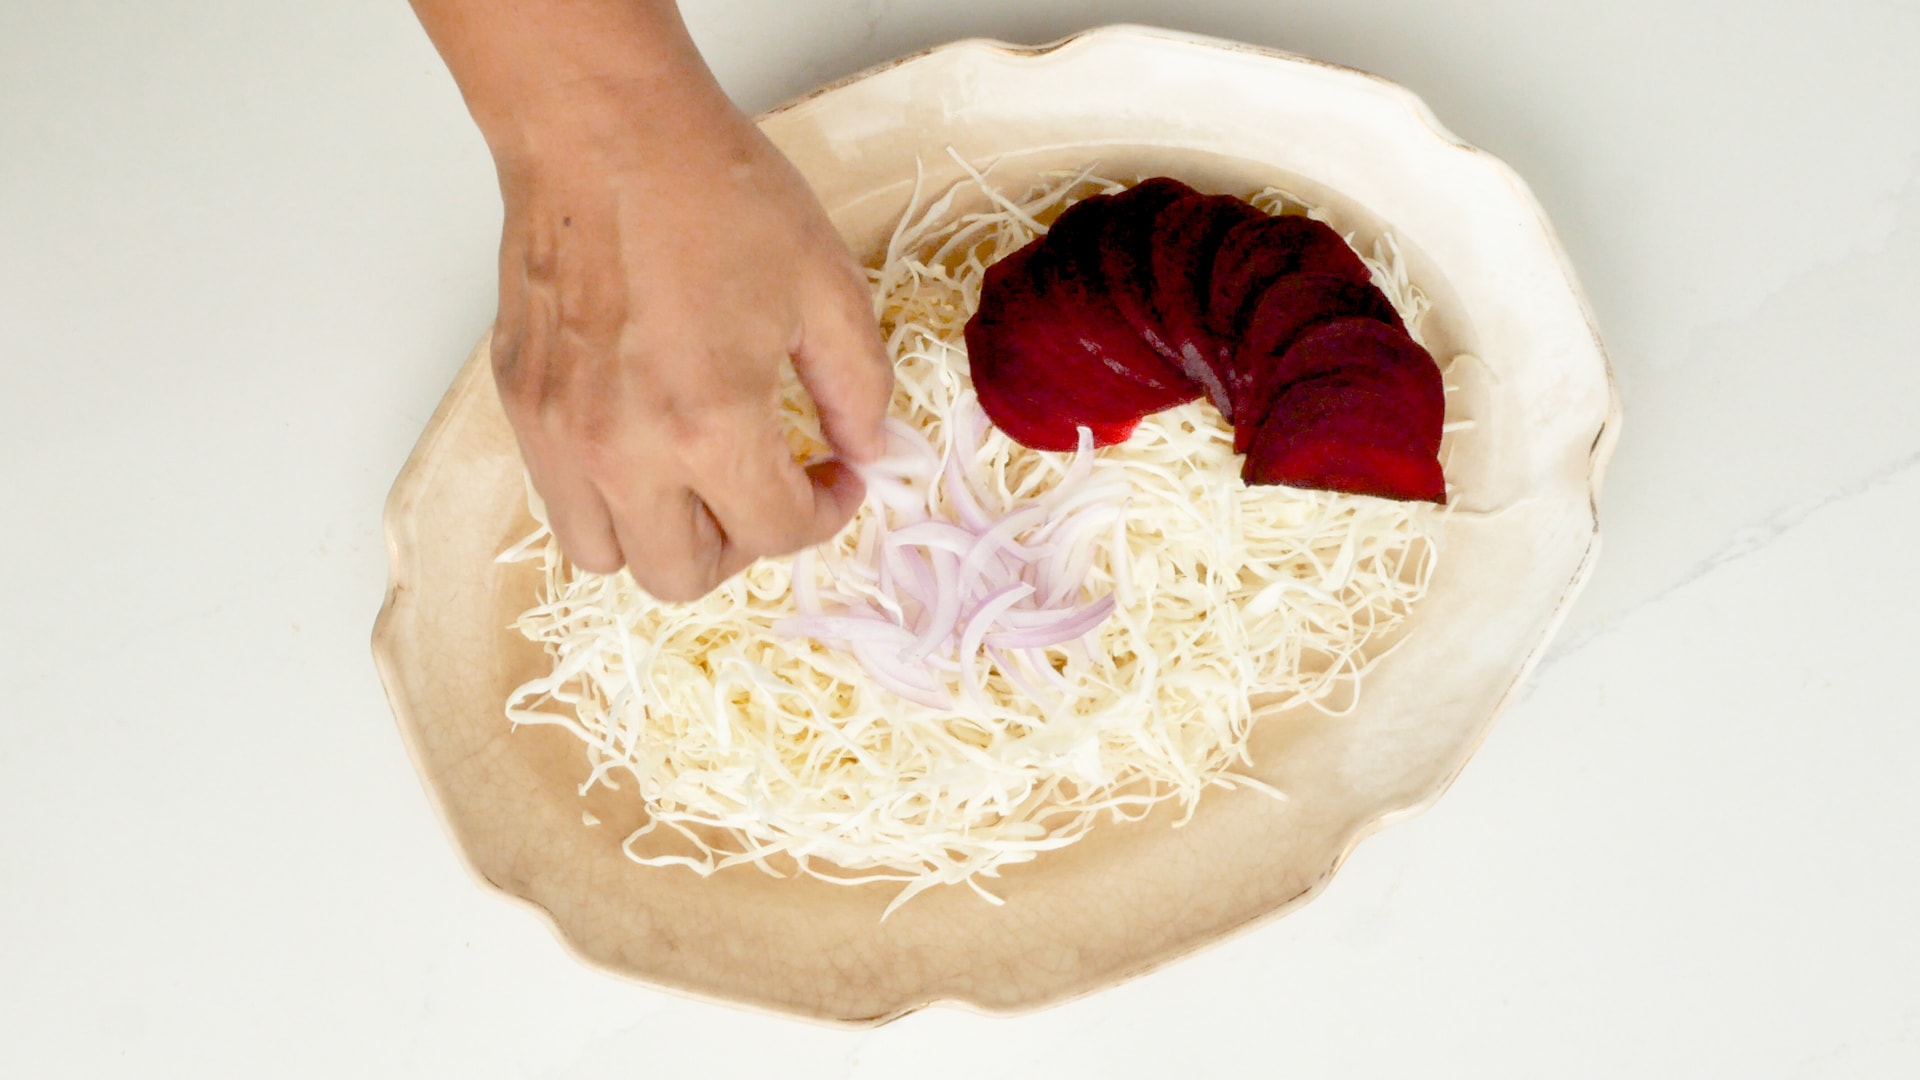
[603,484,751,603]
[499,377,625,576]
[526,383,873,601]
[598,404,865,602]
[790,262,894,464]
[691,413,867,556]
[493,277,626,576]
[491,208,888,603]
[516,407,868,602]
[531,458,624,574]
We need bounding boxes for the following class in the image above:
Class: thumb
[791,265,893,464]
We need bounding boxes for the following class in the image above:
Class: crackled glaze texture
[373,26,1617,1023]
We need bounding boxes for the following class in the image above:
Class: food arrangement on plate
[502,161,1473,914]
[373,26,1617,1021]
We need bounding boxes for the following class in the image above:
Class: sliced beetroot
[1029,194,1191,393]
[964,242,1201,452]
[1147,194,1267,417]
[1243,426,1448,503]
[1259,318,1444,424]
[1238,321,1446,503]
[1228,280,1407,446]
[1096,178,1200,368]
[1228,315,1443,449]
[1238,275,1406,371]
[1232,318,1443,454]
[1206,215,1372,346]
[967,178,1448,504]
[1241,378,1447,503]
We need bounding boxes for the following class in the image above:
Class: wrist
[412,0,726,174]
[478,64,727,182]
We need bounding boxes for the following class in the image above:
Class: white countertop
[4,2,1917,1076]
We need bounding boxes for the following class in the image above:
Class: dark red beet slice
[1259,319,1443,420]
[1206,215,1372,346]
[1147,194,1267,417]
[1029,194,1191,393]
[1228,277,1407,448]
[1238,320,1447,502]
[1234,317,1443,451]
[965,242,1201,452]
[1242,380,1447,503]
[1097,178,1200,369]
[1244,428,1448,503]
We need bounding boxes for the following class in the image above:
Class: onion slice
[780,392,1122,711]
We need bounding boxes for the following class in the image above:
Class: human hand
[485,76,892,601]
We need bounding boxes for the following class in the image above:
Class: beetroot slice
[1258,319,1444,422]
[1206,215,1372,346]
[1147,194,1267,417]
[1239,323,1447,502]
[965,242,1201,452]
[1229,280,1407,449]
[1096,178,1200,369]
[1243,372,1445,503]
[1233,318,1441,453]
[1243,425,1448,503]
[1030,194,1191,393]
[1241,376,1446,503]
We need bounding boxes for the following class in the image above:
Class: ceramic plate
[373,25,1618,1023]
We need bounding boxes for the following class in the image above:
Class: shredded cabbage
[502,162,1452,914]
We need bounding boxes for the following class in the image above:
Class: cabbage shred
[502,163,1449,913]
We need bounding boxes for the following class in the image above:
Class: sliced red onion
[958,505,1047,599]
[1045,523,1106,609]
[965,551,1025,608]
[1033,480,1132,533]
[883,417,943,473]
[996,607,1081,629]
[858,470,926,514]
[958,583,1035,709]
[983,594,1116,649]
[887,519,979,556]
[893,545,938,615]
[943,449,993,531]
[781,388,1125,712]
[850,639,954,710]
[944,403,995,529]
[906,545,962,661]
[1041,427,1098,511]
[987,644,1051,708]
[921,652,963,674]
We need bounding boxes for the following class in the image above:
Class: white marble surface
[3,2,1917,1076]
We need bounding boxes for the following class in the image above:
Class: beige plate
[373,25,1619,1024]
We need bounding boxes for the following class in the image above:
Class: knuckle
[492,350,540,411]
[549,523,622,575]
[566,545,623,576]
[750,511,821,556]
[733,497,831,558]
[490,302,556,413]
[521,224,559,281]
[489,339,519,377]
[556,276,625,336]
[632,566,712,605]
[567,411,627,475]
[660,391,758,458]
